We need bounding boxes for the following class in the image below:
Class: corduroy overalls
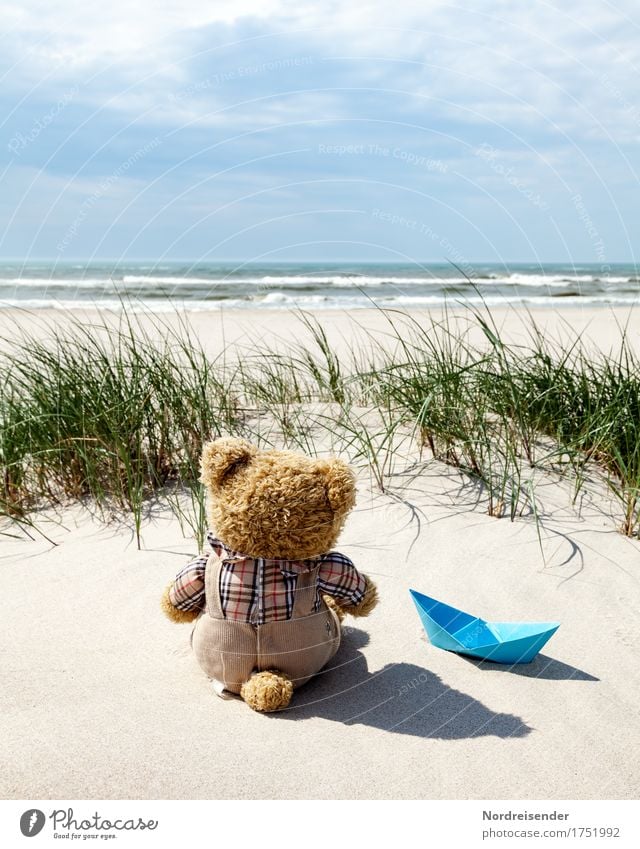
[191,551,342,693]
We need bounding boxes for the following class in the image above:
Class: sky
[1,0,639,265]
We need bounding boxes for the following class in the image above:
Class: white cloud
[4,1,640,144]
[0,1,285,78]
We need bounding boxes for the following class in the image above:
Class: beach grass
[1,304,639,546]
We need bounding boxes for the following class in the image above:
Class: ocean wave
[329,276,470,287]
[121,275,217,285]
[505,273,635,287]
[2,273,636,292]
[505,273,593,287]
[0,278,122,289]
[0,298,224,312]
[0,276,233,290]
[123,274,448,287]
[260,274,445,286]
[261,292,329,304]
[2,292,639,313]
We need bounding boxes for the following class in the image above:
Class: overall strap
[290,562,322,619]
[204,551,225,619]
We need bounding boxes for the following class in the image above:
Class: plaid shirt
[170,531,366,624]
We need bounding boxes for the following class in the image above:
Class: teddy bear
[161,437,378,712]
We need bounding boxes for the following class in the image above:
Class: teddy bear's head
[200,437,356,560]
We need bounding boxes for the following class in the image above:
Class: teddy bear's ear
[200,437,256,488]
[323,458,356,513]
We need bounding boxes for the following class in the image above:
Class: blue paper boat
[410,589,560,664]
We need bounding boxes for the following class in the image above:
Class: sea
[0,261,638,311]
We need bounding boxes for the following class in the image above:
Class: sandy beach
[1,305,639,800]
[1,303,638,357]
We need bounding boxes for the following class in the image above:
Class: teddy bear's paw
[323,594,346,622]
[240,670,294,712]
[348,576,379,618]
[161,582,201,623]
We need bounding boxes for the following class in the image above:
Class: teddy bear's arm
[346,575,378,617]
[161,582,201,623]
[161,555,207,624]
[318,553,379,618]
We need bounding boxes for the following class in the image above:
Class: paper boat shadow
[410,589,560,665]
[457,653,599,681]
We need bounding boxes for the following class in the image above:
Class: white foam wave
[0,277,118,289]
[2,292,639,313]
[262,292,329,304]
[121,275,217,285]
[505,274,589,287]
[0,298,222,313]
[2,273,634,292]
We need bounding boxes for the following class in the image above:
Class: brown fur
[161,582,201,623]
[329,576,379,618]
[323,594,346,622]
[200,438,356,560]
[163,439,379,709]
[240,670,293,712]
[348,576,379,617]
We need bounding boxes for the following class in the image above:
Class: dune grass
[1,304,639,546]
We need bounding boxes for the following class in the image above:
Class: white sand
[1,303,639,358]
[1,306,639,800]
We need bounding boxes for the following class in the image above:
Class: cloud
[4,0,640,141]
[3,1,640,261]
[0,1,285,74]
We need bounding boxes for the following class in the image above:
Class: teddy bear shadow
[277,628,532,739]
